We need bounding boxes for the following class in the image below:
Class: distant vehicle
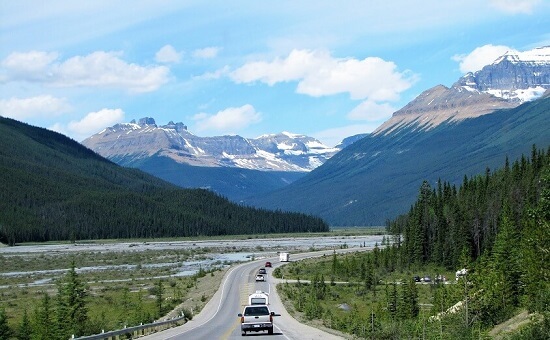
[265,261,272,267]
[435,275,447,282]
[279,252,289,262]
[413,276,421,282]
[255,274,265,282]
[423,276,431,282]
[249,290,269,305]
[238,305,278,336]
[258,268,267,274]
[456,268,468,280]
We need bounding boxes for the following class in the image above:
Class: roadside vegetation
[0,229,382,339]
[275,145,550,339]
[0,248,228,339]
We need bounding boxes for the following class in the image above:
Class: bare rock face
[82,121,339,172]
[374,85,517,135]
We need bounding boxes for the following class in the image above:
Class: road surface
[140,248,366,339]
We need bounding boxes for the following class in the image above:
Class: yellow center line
[219,317,242,339]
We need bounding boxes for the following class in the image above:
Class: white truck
[248,290,269,305]
[238,305,278,336]
[279,252,290,262]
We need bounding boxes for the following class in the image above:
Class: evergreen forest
[0,117,328,245]
[275,145,549,338]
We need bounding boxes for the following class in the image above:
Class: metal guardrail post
[73,315,187,340]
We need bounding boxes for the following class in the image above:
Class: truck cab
[238,305,276,336]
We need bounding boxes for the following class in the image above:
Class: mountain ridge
[83,119,339,172]
[0,116,329,244]
[245,96,550,225]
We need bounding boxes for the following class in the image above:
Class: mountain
[246,95,550,225]
[0,116,328,244]
[245,47,550,225]
[83,119,338,171]
[82,119,338,199]
[456,46,550,102]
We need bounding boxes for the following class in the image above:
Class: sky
[1,1,549,146]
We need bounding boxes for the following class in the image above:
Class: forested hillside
[275,146,549,339]
[386,144,550,332]
[248,96,550,225]
[0,117,328,245]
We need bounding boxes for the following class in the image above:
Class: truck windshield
[244,306,269,316]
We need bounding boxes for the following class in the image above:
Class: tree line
[0,116,329,245]
[277,145,549,338]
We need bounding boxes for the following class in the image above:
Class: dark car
[413,276,421,282]
[258,268,267,274]
[265,261,272,267]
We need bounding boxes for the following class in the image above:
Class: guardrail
[73,314,187,340]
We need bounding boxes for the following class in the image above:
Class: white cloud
[155,45,182,63]
[0,95,71,120]
[1,51,59,77]
[53,108,125,141]
[347,100,396,122]
[230,49,417,101]
[192,47,221,59]
[452,44,517,73]
[192,104,261,133]
[489,0,541,14]
[2,51,169,93]
[194,65,231,80]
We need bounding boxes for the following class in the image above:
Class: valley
[0,232,385,337]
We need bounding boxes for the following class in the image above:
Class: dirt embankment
[488,310,539,339]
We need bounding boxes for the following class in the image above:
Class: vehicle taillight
[241,316,244,323]
[270,314,273,322]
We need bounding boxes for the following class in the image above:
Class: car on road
[258,268,267,274]
[265,261,272,267]
[255,274,265,282]
[238,305,278,336]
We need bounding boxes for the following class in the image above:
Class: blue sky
[1,1,549,146]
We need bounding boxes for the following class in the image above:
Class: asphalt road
[140,248,367,339]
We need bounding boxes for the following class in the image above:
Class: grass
[274,250,462,338]
[0,229,387,335]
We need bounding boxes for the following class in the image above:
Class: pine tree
[156,279,165,317]
[521,168,550,312]
[18,309,31,340]
[32,293,53,340]
[386,283,398,320]
[0,308,11,340]
[402,277,419,319]
[57,261,88,338]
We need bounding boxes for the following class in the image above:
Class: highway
[139,248,366,339]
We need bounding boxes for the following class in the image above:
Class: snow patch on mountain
[82,120,339,172]
[374,46,550,135]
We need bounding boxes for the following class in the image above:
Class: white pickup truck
[237,305,278,336]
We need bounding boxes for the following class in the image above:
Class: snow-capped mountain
[457,46,550,102]
[374,46,550,135]
[82,117,339,172]
[246,46,550,225]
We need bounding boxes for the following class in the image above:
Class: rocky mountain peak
[374,46,550,135]
[455,46,550,102]
[135,117,157,126]
[82,118,339,172]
